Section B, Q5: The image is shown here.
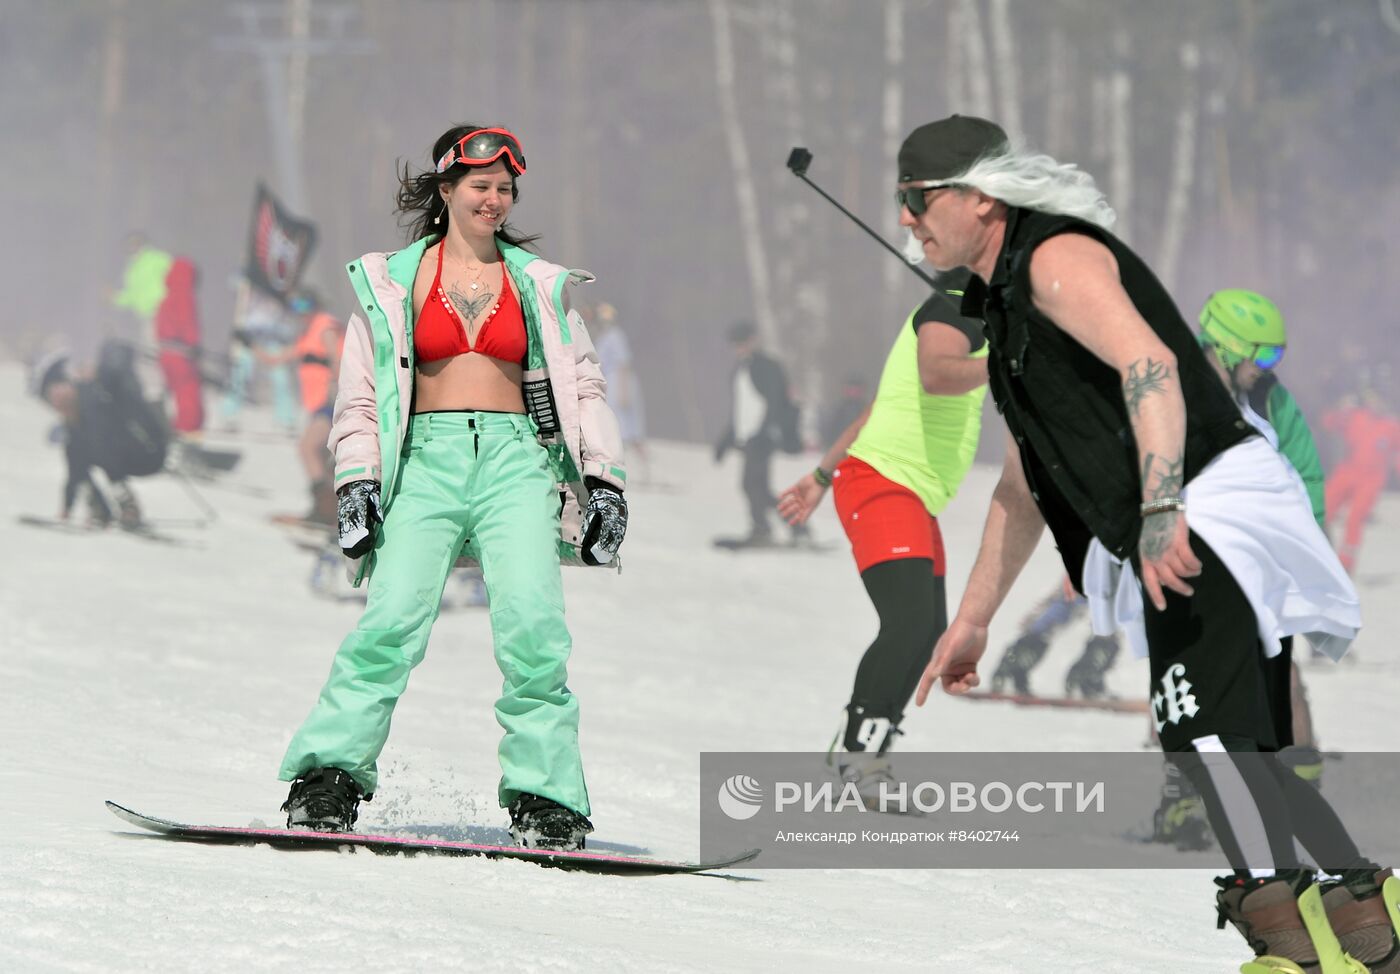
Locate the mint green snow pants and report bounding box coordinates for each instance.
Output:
[278,411,588,815]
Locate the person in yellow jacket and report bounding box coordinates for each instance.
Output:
[779,268,987,802]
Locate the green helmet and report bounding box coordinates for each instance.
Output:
[1198,289,1287,369]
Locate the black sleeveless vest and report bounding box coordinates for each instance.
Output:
[961,207,1254,578]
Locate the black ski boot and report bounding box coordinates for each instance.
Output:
[1064,634,1120,699]
[990,633,1048,695]
[508,793,594,851]
[282,767,364,832]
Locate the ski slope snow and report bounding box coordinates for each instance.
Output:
[2,361,1396,973]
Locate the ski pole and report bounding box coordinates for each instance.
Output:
[785,147,939,289]
[165,465,219,525]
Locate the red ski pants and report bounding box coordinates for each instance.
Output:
[1324,463,1386,568]
[158,350,204,434]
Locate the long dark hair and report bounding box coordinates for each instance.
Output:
[395,123,541,249]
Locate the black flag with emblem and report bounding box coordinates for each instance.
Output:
[244,183,317,305]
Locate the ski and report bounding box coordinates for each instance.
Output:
[17,514,194,548]
[106,802,760,876]
[175,444,243,473]
[959,690,1148,715]
[712,536,838,553]
[270,513,336,538]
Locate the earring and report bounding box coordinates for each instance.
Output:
[434,198,446,225]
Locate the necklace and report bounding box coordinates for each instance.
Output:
[444,246,497,291]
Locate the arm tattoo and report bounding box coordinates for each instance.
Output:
[1122,358,1171,418]
[1141,509,1180,562]
[1140,452,1185,500]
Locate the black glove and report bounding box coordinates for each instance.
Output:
[581,478,627,566]
[337,480,382,558]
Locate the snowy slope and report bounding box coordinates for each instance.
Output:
[2,360,1395,974]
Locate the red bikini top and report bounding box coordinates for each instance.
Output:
[414,244,527,365]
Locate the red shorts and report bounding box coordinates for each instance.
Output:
[832,457,945,574]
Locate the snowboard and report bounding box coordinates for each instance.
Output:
[959,690,1148,715]
[106,802,760,876]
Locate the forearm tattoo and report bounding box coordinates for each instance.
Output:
[1139,452,1184,562]
[1122,358,1171,418]
[1140,452,1185,501]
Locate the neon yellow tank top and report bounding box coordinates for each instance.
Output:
[847,303,988,516]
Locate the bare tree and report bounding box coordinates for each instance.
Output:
[1108,29,1133,242]
[760,0,805,344]
[1155,42,1201,292]
[882,0,905,322]
[560,1,586,264]
[95,0,129,339]
[1045,26,1071,157]
[286,0,311,164]
[945,2,967,111]
[709,0,778,347]
[957,0,994,119]
[988,0,1022,141]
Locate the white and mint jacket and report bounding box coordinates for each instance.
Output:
[330,235,626,584]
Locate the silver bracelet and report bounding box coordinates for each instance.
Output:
[1140,497,1186,517]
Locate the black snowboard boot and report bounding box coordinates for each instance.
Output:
[1064,634,1120,699]
[1150,760,1213,851]
[508,793,594,851]
[283,767,364,833]
[990,633,1049,695]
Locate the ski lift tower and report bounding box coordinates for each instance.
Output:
[215,1,373,214]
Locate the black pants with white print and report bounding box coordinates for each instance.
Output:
[1144,532,1370,875]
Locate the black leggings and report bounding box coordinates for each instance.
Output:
[848,558,947,727]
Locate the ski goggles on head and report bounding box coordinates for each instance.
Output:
[434,128,526,176]
[895,181,959,216]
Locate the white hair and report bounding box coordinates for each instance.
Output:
[953,142,1116,230]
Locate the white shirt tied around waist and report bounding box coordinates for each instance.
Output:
[1082,436,1361,663]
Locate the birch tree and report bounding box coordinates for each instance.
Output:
[882,0,905,322]
[945,2,967,111]
[987,0,1022,141]
[1108,29,1133,243]
[709,0,778,348]
[957,0,994,119]
[1155,42,1200,292]
[1045,26,1070,157]
[96,0,128,336]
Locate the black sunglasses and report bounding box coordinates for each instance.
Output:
[895,181,958,216]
